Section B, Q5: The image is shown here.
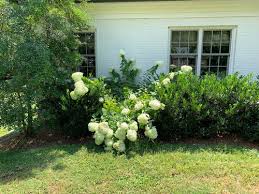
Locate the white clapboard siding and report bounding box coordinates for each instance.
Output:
[87,0,259,77]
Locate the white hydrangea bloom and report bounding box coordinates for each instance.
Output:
[98,122,110,135]
[134,101,144,111]
[106,128,114,138]
[137,113,150,125]
[70,91,78,101]
[88,122,99,132]
[115,128,127,140]
[129,93,137,101]
[120,122,129,131]
[162,78,171,86]
[126,130,137,142]
[129,121,138,131]
[181,65,193,73]
[74,81,89,96]
[99,97,104,103]
[119,49,126,57]
[113,140,126,152]
[71,72,83,82]
[121,108,130,115]
[105,138,114,147]
[149,99,162,110]
[94,132,105,145]
[169,72,175,80]
[144,126,158,140]
[161,103,165,110]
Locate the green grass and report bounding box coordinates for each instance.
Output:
[0,142,258,193]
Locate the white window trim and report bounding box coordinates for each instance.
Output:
[168,26,237,76]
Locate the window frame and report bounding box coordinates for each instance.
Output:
[76,29,97,77]
[168,26,237,76]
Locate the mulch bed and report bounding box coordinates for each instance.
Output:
[0,130,91,151]
[0,130,258,151]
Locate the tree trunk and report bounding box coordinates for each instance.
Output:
[26,98,33,136]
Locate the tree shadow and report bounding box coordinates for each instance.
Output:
[125,140,259,159]
[0,142,105,184]
[0,140,257,184]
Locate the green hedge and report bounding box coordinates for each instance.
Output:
[153,73,259,141]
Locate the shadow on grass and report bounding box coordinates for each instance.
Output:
[0,140,257,184]
[125,140,258,159]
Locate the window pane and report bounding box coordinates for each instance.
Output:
[189,31,198,42]
[221,43,230,53]
[218,67,227,77]
[171,43,180,53]
[86,33,95,44]
[201,67,209,75]
[171,56,178,67]
[213,31,221,42]
[189,43,197,53]
[203,43,211,53]
[212,43,220,53]
[87,57,95,67]
[201,56,210,67]
[172,31,180,42]
[203,31,212,42]
[180,42,189,53]
[180,31,189,42]
[188,57,196,67]
[211,56,219,66]
[79,44,86,54]
[179,58,188,66]
[210,67,218,74]
[222,31,231,42]
[78,33,86,43]
[87,43,95,55]
[219,56,228,67]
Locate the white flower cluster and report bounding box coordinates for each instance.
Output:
[181,65,193,73]
[70,72,89,100]
[149,99,165,111]
[88,94,164,153]
[158,65,192,88]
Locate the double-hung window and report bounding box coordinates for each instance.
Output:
[170,27,234,77]
[78,32,96,77]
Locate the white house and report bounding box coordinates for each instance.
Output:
[78,0,259,78]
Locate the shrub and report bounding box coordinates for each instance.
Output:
[53,73,107,137]
[105,50,140,99]
[153,69,259,141]
[68,72,165,152]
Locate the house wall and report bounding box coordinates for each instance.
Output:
[88,0,259,77]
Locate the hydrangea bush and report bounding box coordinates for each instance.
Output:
[58,72,107,136]
[70,72,165,152]
[88,92,165,152]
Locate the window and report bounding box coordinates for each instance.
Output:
[170,28,233,76]
[170,31,198,72]
[201,30,231,77]
[78,32,96,76]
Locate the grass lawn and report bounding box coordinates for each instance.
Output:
[0,142,258,194]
